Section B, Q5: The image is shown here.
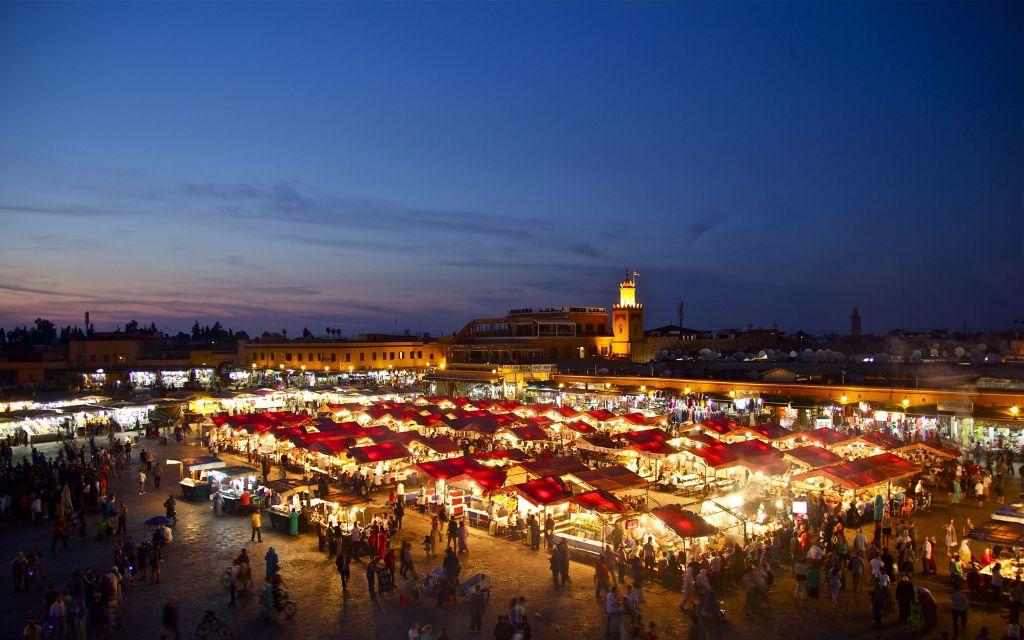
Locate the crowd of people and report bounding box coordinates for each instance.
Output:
[2,435,185,639]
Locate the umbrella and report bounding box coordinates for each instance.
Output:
[144,516,172,527]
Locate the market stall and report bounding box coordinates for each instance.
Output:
[212,465,262,513]
[173,456,228,501]
[552,489,630,560]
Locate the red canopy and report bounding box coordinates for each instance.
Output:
[509,425,550,441]
[467,466,507,491]
[551,406,580,419]
[517,456,589,478]
[791,452,922,489]
[650,504,717,539]
[698,417,744,436]
[347,441,411,464]
[510,476,571,506]
[572,489,628,514]
[725,440,789,476]
[411,434,460,454]
[563,420,597,434]
[474,449,526,462]
[587,409,615,422]
[785,445,844,469]
[749,423,794,441]
[622,429,670,445]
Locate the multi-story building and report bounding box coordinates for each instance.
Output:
[237,336,445,372]
[446,274,645,364]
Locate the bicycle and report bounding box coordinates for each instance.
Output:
[195,609,232,639]
[271,591,297,620]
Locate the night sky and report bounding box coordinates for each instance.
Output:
[1,2,1020,336]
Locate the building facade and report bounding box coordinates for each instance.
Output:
[446,273,645,364]
[237,337,445,372]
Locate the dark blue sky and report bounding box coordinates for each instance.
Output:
[1,2,1020,336]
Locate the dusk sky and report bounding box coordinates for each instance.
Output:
[1,2,1020,337]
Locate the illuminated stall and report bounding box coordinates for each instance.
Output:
[552,490,631,560]
[173,456,228,501]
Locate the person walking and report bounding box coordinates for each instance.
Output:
[336,549,350,591]
[51,516,69,551]
[116,501,128,536]
[468,588,486,635]
[138,469,147,495]
[457,520,469,554]
[159,598,179,640]
[400,541,414,579]
[366,558,377,598]
[595,556,611,600]
[150,544,162,584]
[951,585,969,637]
[153,463,163,489]
[250,510,262,542]
[394,500,404,531]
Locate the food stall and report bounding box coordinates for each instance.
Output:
[643,504,718,560]
[552,489,630,560]
[213,465,262,513]
[789,452,922,510]
[173,456,228,501]
[967,519,1024,580]
[305,491,371,532]
[265,479,313,533]
[500,476,574,541]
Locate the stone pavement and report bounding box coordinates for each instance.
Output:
[1,437,1019,639]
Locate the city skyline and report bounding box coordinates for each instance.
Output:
[1,2,1021,335]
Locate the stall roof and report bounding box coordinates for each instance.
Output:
[347,441,412,464]
[210,465,260,479]
[790,453,922,490]
[680,432,724,448]
[748,423,794,441]
[575,433,621,453]
[262,478,307,495]
[550,406,580,419]
[586,409,616,422]
[649,504,717,539]
[510,476,572,506]
[781,427,850,447]
[307,438,353,455]
[622,429,670,445]
[994,502,1024,525]
[848,432,902,450]
[572,489,629,514]
[473,449,526,462]
[563,420,597,434]
[893,441,961,459]
[967,520,1024,548]
[175,456,226,471]
[410,434,460,454]
[467,466,507,491]
[695,416,745,436]
[517,456,590,479]
[508,425,550,441]
[412,457,478,481]
[725,440,789,476]
[684,441,740,469]
[447,417,502,436]
[628,440,680,458]
[567,465,648,493]
[784,445,844,470]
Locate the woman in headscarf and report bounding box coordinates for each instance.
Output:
[264,547,279,581]
[915,586,938,632]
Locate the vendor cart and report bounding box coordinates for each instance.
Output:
[458,573,491,599]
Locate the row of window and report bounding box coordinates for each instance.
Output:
[249,350,434,364]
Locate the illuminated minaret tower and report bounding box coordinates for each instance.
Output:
[611,270,644,358]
